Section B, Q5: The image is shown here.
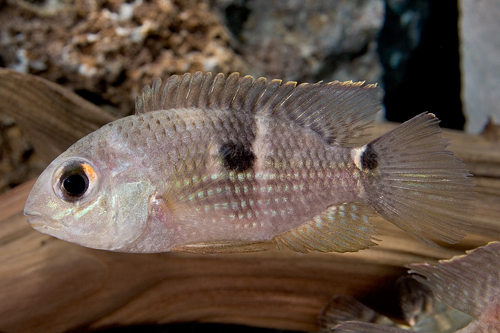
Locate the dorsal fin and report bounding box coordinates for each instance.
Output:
[135,72,381,146]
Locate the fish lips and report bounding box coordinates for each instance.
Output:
[24,212,61,232]
[24,193,63,232]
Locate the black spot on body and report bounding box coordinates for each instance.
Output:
[361,144,378,170]
[220,142,255,172]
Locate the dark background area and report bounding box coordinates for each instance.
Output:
[380,0,464,130]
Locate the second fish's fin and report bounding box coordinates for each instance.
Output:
[273,202,378,253]
[318,295,398,331]
[397,276,472,331]
[356,112,475,247]
[409,241,500,332]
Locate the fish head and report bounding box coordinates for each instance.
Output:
[24,135,152,251]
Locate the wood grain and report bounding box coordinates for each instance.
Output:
[0,71,499,333]
[0,68,115,162]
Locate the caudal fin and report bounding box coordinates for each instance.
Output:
[359,112,474,246]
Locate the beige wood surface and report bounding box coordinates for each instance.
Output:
[0,70,499,333]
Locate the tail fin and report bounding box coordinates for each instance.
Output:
[359,112,475,246]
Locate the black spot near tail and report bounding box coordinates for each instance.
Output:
[361,144,378,170]
[219,142,255,172]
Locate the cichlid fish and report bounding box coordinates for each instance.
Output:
[320,241,500,332]
[23,72,474,253]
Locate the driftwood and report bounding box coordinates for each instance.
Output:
[0,69,115,162]
[0,70,499,333]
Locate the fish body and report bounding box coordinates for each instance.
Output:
[24,72,474,253]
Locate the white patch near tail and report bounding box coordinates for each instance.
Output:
[350,145,366,171]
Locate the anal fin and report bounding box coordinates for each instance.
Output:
[273,203,378,253]
[172,240,270,254]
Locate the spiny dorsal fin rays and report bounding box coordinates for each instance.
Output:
[157,74,178,109]
[207,73,226,108]
[135,72,381,146]
[266,80,379,146]
[242,76,267,111]
[182,71,200,107]
[217,72,241,108]
[228,74,255,110]
[174,73,193,107]
[137,77,163,113]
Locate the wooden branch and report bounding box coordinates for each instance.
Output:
[0,68,115,161]
[0,71,499,332]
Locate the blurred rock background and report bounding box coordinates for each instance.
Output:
[0,0,496,188]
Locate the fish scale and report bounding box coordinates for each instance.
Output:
[24,72,474,254]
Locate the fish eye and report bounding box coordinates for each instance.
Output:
[53,159,98,203]
[61,172,89,198]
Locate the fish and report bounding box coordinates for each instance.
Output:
[319,241,500,332]
[23,71,475,253]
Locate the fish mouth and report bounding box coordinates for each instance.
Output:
[24,212,60,231]
[25,214,46,227]
[24,209,41,220]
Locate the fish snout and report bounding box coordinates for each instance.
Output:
[24,209,60,231]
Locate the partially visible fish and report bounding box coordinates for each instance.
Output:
[396,276,472,332]
[23,72,474,253]
[319,241,500,333]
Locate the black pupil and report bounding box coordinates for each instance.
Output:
[63,173,88,196]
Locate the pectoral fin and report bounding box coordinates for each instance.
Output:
[273,203,378,253]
